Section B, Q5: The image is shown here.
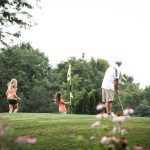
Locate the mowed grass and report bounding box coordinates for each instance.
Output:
[0,113,150,150]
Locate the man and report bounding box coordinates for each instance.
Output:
[101,60,122,116]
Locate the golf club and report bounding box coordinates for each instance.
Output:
[117,95,124,114]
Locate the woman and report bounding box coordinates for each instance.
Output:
[6,79,21,113]
[54,92,71,114]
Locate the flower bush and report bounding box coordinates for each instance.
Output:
[0,120,36,150]
[90,103,148,150]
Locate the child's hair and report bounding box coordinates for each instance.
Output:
[55,92,62,103]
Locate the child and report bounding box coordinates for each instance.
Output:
[6,79,21,113]
[54,92,71,114]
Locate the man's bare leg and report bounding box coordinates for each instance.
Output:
[105,102,112,114]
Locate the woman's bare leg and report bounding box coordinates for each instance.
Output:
[14,103,19,113]
[9,105,13,113]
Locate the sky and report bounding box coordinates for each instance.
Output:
[10,0,150,88]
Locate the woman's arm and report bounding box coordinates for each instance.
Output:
[14,88,21,100]
[15,94,21,100]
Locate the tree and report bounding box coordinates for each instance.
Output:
[50,57,109,114]
[0,0,40,46]
[134,104,150,117]
[0,43,52,112]
[119,74,142,109]
[89,92,97,115]
[142,86,150,106]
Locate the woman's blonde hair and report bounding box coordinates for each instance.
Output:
[8,79,17,89]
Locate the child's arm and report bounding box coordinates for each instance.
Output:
[63,101,71,105]
[54,99,58,105]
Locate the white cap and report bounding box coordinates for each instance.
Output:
[115,59,122,63]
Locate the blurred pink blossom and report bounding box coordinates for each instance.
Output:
[112,116,128,122]
[16,135,37,144]
[123,108,134,115]
[101,136,109,143]
[16,136,27,143]
[26,136,37,144]
[96,113,109,119]
[96,103,105,110]
[110,136,120,143]
[112,126,126,135]
[134,144,144,150]
[0,130,5,136]
[101,136,119,143]
[91,121,100,128]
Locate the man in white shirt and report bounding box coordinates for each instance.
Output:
[101,60,122,116]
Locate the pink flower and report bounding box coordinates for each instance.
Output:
[16,136,27,143]
[110,136,120,143]
[113,126,121,132]
[96,113,109,119]
[101,136,119,143]
[134,144,144,150]
[26,136,37,144]
[96,103,104,110]
[123,108,134,115]
[91,121,100,128]
[101,136,109,143]
[0,130,5,136]
[112,126,126,135]
[112,116,127,122]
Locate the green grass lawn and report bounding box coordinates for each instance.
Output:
[0,113,150,150]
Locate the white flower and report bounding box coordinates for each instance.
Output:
[90,136,95,140]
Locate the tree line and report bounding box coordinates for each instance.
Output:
[0,43,150,116]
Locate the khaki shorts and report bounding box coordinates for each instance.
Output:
[102,88,114,103]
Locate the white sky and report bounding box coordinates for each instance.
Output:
[9,0,150,88]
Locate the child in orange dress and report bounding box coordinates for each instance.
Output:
[54,92,71,114]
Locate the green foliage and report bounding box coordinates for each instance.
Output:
[117,74,143,111]
[0,0,40,45]
[134,104,150,117]
[89,92,97,115]
[81,91,90,114]
[0,43,52,112]
[52,57,108,114]
[0,114,150,149]
[0,120,33,150]
[0,43,150,116]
